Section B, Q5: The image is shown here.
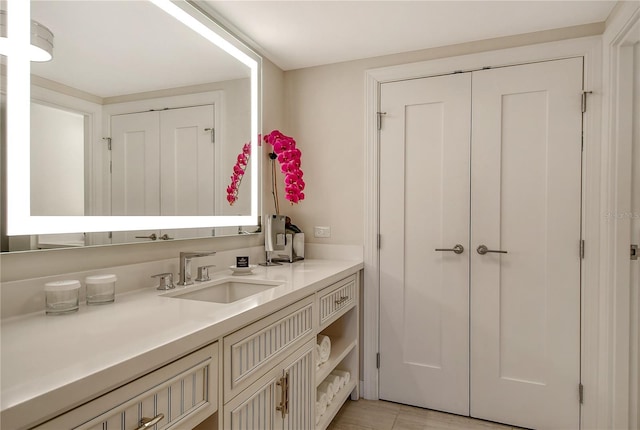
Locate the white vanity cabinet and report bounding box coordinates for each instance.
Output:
[315,274,360,430]
[33,342,218,430]
[222,296,315,429]
[223,339,315,430]
[221,272,362,430]
[2,263,364,430]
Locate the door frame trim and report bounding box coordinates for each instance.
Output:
[363,36,602,427]
[601,4,640,429]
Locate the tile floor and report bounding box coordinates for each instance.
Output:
[327,399,525,430]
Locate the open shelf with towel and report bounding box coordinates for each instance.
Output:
[316,307,358,386]
[315,283,359,430]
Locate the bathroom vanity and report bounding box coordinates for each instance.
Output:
[0,259,362,430]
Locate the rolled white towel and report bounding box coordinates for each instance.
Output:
[315,344,322,368]
[331,369,351,386]
[316,392,328,421]
[318,380,335,402]
[317,335,331,364]
[330,376,344,391]
[326,373,342,393]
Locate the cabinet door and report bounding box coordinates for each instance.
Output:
[223,340,315,430]
[283,342,314,430]
[224,374,281,430]
[34,343,218,430]
[224,296,314,400]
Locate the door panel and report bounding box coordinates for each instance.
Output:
[110,111,160,243]
[111,111,160,217]
[160,105,215,240]
[470,58,583,429]
[379,58,583,429]
[283,343,314,430]
[379,73,471,415]
[110,105,215,243]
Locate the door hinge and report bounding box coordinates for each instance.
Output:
[108,232,112,239]
[377,112,387,131]
[579,383,584,404]
[109,161,112,174]
[580,240,585,259]
[377,234,381,249]
[376,352,380,369]
[581,91,593,113]
[631,244,638,261]
[102,137,112,150]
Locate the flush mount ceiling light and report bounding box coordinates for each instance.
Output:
[0,9,54,62]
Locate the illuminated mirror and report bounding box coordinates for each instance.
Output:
[2,0,261,249]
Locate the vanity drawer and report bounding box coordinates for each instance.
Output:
[35,342,218,430]
[224,295,314,400]
[318,274,357,328]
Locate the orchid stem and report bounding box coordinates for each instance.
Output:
[270,155,280,215]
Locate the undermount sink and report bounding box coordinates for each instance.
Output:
[164,278,283,304]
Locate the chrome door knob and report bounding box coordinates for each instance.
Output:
[435,244,464,254]
[477,245,508,255]
[135,233,157,240]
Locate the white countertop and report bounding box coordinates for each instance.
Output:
[1,259,363,429]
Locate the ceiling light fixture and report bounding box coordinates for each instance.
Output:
[0,9,54,62]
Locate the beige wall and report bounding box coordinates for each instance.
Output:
[279,22,603,246]
[262,59,285,216]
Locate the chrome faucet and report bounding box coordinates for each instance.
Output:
[178,251,216,286]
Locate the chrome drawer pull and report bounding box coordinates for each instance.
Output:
[334,296,349,305]
[136,413,164,430]
[275,372,289,418]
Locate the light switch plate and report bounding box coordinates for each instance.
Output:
[314,226,331,238]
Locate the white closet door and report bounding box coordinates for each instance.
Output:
[379,73,471,415]
[160,105,215,240]
[110,111,160,243]
[470,58,583,429]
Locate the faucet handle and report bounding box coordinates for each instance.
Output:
[196,265,216,282]
[152,272,175,290]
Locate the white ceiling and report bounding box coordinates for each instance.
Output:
[22,1,618,96]
[204,0,617,71]
[29,1,250,98]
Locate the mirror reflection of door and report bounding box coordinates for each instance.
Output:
[110,104,215,244]
[31,101,88,249]
[31,102,86,216]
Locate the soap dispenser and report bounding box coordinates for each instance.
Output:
[261,214,286,266]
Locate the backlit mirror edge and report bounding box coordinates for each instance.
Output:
[6,0,262,236]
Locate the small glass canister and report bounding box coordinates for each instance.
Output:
[85,274,117,305]
[45,280,80,315]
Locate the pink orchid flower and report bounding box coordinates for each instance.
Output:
[226,138,254,206]
[264,130,306,204]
